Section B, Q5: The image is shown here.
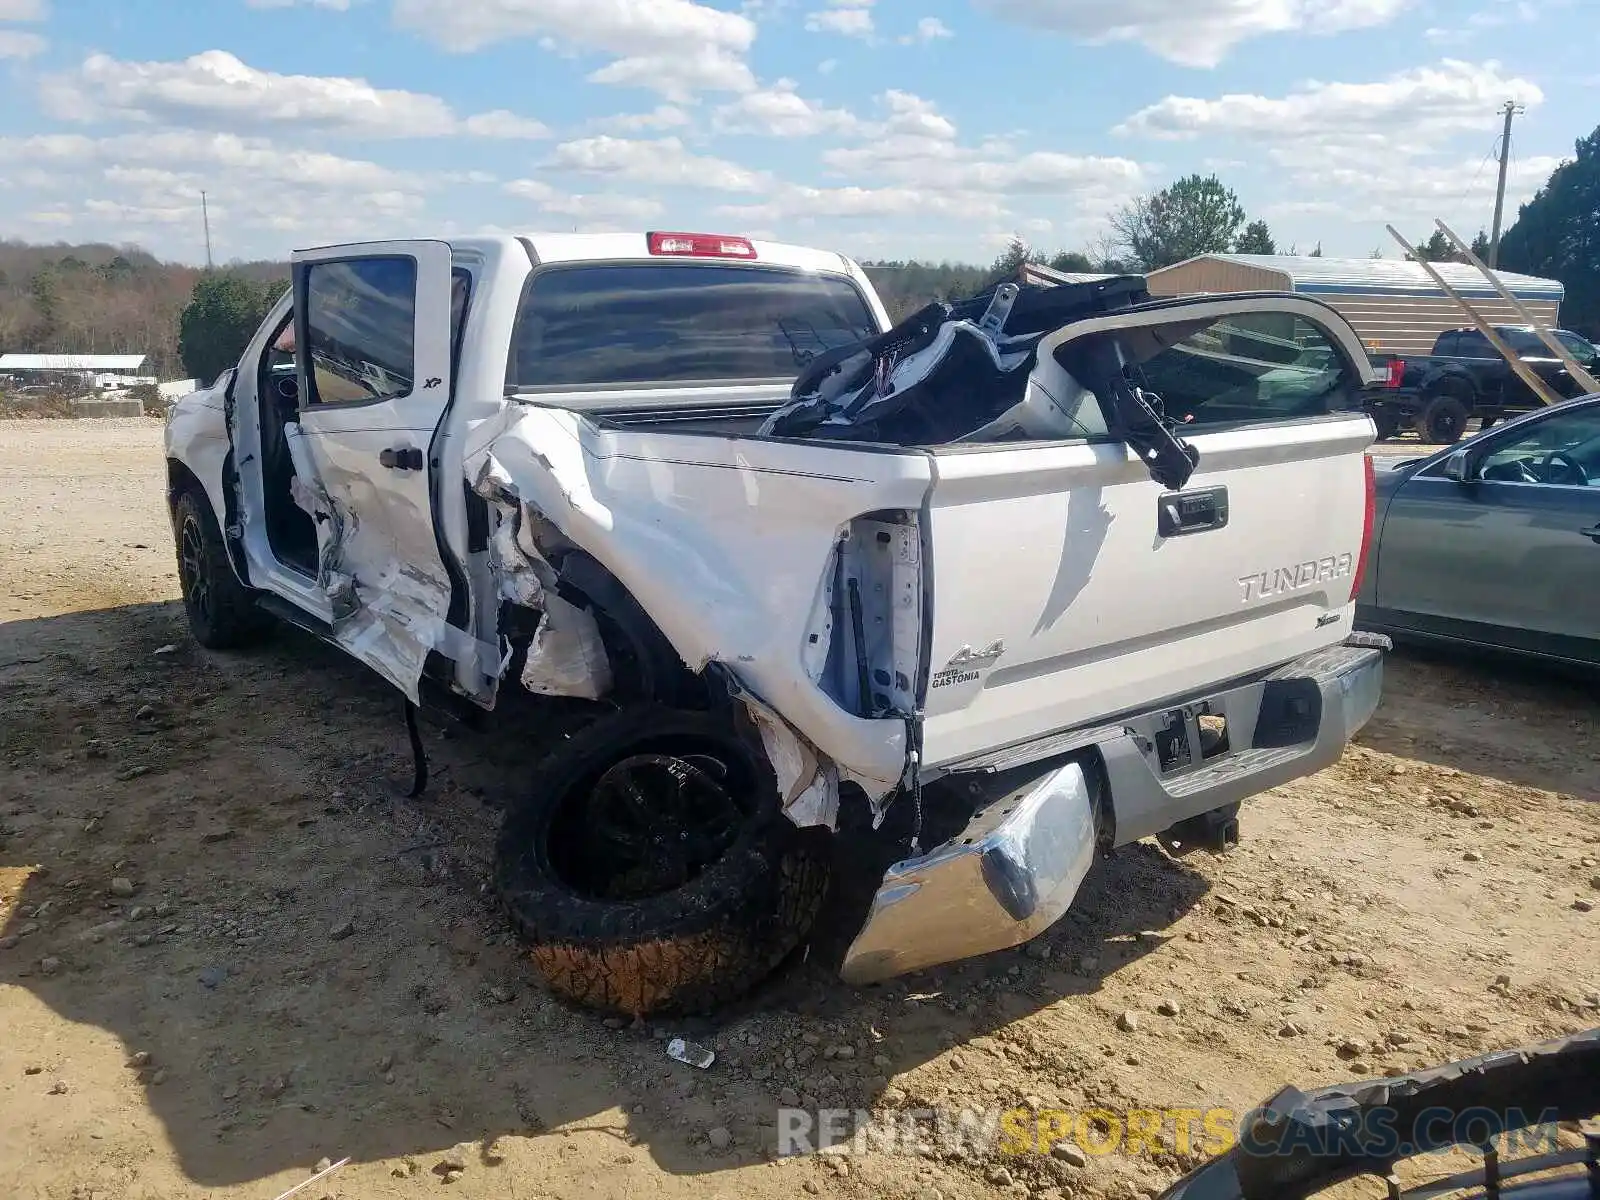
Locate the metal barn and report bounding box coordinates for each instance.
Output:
[1141,254,1565,356]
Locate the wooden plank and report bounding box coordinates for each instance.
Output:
[1385,225,1563,407]
[1434,219,1600,394]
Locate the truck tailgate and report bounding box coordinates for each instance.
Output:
[919,415,1375,769]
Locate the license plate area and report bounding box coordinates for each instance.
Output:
[1152,702,1231,776]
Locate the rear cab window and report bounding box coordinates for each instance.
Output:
[506,263,879,392]
[1084,310,1361,435]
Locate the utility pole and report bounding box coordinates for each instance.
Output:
[1488,100,1524,268]
[201,191,214,270]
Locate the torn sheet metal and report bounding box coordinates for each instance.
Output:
[520,593,613,701]
[284,423,358,615]
[459,405,918,795]
[473,458,614,701]
[486,506,549,609]
[282,423,452,703]
[739,689,841,831]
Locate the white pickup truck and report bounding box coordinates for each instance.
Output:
[165,231,1385,1016]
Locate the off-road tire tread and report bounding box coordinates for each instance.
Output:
[495,706,831,1016]
[1420,387,1471,444]
[173,489,272,649]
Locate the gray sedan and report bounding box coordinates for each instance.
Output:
[1356,393,1600,667]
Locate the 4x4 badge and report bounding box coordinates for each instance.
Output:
[944,640,1006,669]
[930,640,1007,689]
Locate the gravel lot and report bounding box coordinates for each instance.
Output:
[1,417,1596,1200]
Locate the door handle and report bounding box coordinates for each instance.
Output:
[379,446,425,471]
[1580,524,1600,545]
[1157,486,1229,537]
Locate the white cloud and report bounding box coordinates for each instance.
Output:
[1110,58,1555,250]
[547,135,767,192]
[975,0,1413,68]
[878,89,958,140]
[244,0,355,9]
[901,15,953,41]
[713,79,861,136]
[393,0,756,97]
[825,140,1143,198]
[505,179,665,226]
[38,51,550,141]
[717,183,1007,224]
[0,130,432,253]
[1115,60,1543,149]
[595,105,692,132]
[806,0,875,37]
[817,57,838,73]
[462,109,550,139]
[0,0,47,19]
[0,29,46,57]
[586,48,755,100]
[1263,154,1563,224]
[0,130,416,192]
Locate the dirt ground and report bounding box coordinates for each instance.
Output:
[1,417,1596,1200]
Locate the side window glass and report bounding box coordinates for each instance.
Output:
[450,268,471,374]
[1121,309,1356,430]
[1478,409,1600,485]
[1557,332,1596,366]
[302,257,417,406]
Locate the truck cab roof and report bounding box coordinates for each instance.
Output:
[436,232,861,276]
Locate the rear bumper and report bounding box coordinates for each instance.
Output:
[839,640,1385,984]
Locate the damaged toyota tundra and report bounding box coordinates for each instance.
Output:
[164,232,1388,1016]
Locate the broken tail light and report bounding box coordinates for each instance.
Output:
[1349,453,1376,603]
[647,232,757,260]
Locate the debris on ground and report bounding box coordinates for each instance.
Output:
[666,1038,715,1069]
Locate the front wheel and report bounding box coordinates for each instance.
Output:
[495,706,831,1016]
[172,489,272,649]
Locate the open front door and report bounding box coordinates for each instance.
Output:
[287,239,456,701]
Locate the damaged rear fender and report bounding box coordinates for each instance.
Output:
[461,405,933,798]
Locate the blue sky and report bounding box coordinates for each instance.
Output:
[0,0,1594,265]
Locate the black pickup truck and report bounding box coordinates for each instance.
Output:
[1365,324,1598,442]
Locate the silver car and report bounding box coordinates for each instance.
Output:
[1356,393,1600,667]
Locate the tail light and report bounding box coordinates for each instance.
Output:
[1383,358,1404,389]
[1349,453,1377,603]
[647,232,757,259]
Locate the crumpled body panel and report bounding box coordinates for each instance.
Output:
[284,422,452,702]
[462,404,933,802]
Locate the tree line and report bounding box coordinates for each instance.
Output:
[2,129,1596,391]
[0,239,286,382]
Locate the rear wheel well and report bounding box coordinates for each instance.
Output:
[509,550,703,708]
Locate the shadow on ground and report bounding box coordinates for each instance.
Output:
[0,600,1212,1187]
[1354,645,1600,800]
